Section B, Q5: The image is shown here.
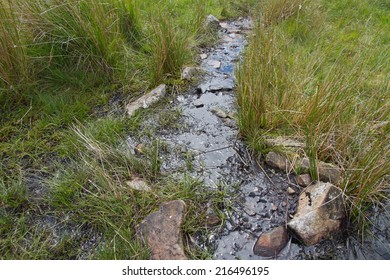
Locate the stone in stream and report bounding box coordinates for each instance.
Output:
[137,200,188,260]
[253,226,288,257]
[200,53,208,60]
[208,60,222,69]
[287,187,296,195]
[193,99,204,108]
[211,108,227,118]
[287,182,345,246]
[126,84,166,117]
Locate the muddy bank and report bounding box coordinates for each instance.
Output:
[125,17,389,260]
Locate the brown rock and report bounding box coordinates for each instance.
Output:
[287,187,296,195]
[287,182,345,246]
[206,212,220,227]
[265,152,291,172]
[137,200,188,260]
[134,143,144,155]
[253,226,288,257]
[297,158,341,184]
[295,174,312,187]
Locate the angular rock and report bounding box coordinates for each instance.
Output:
[193,99,204,108]
[297,158,341,184]
[181,66,200,80]
[137,200,188,260]
[253,226,288,257]
[265,152,291,172]
[211,108,227,118]
[295,174,312,187]
[287,182,345,246]
[126,84,166,117]
[204,14,220,30]
[206,212,221,227]
[200,53,208,60]
[198,77,234,93]
[126,177,151,192]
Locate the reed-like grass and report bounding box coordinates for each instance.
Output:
[0,0,29,91]
[237,0,390,228]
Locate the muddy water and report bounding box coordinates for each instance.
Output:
[128,18,390,259]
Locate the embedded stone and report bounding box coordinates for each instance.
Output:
[126,84,166,116]
[253,226,288,257]
[137,200,188,260]
[287,182,345,246]
[295,174,312,187]
[265,152,291,172]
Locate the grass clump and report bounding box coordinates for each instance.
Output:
[237,0,389,229]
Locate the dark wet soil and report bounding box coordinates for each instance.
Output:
[125,18,390,260]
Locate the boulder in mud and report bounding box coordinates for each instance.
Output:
[253,226,288,257]
[137,200,188,260]
[287,182,345,246]
[265,152,291,172]
[126,84,166,117]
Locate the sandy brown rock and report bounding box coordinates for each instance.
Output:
[253,226,288,257]
[126,84,166,117]
[295,174,312,187]
[287,182,345,246]
[137,200,188,260]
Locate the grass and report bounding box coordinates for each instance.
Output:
[237,0,389,230]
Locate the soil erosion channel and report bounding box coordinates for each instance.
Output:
[126,18,389,260]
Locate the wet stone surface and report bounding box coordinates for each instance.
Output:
[125,18,390,260]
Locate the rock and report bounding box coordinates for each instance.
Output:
[198,77,234,93]
[126,177,151,192]
[253,226,288,257]
[297,158,341,184]
[317,161,342,185]
[181,67,200,80]
[265,152,291,172]
[126,84,166,117]
[204,14,220,30]
[211,108,227,118]
[287,187,296,195]
[137,200,188,260]
[295,174,312,187]
[219,22,229,29]
[206,212,220,227]
[200,53,208,60]
[193,99,204,108]
[134,143,144,155]
[287,182,345,246]
[208,60,221,69]
[223,118,236,128]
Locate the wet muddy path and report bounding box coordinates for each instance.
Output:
[127,18,389,260]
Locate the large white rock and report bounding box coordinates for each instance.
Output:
[288,182,345,246]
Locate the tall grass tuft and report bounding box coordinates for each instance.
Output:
[26,0,134,79]
[0,0,29,91]
[148,13,191,85]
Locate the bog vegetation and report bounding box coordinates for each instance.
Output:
[0,0,388,259]
[237,0,389,230]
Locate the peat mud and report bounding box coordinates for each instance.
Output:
[125,18,389,260]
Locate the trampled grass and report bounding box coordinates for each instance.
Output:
[237,0,389,229]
